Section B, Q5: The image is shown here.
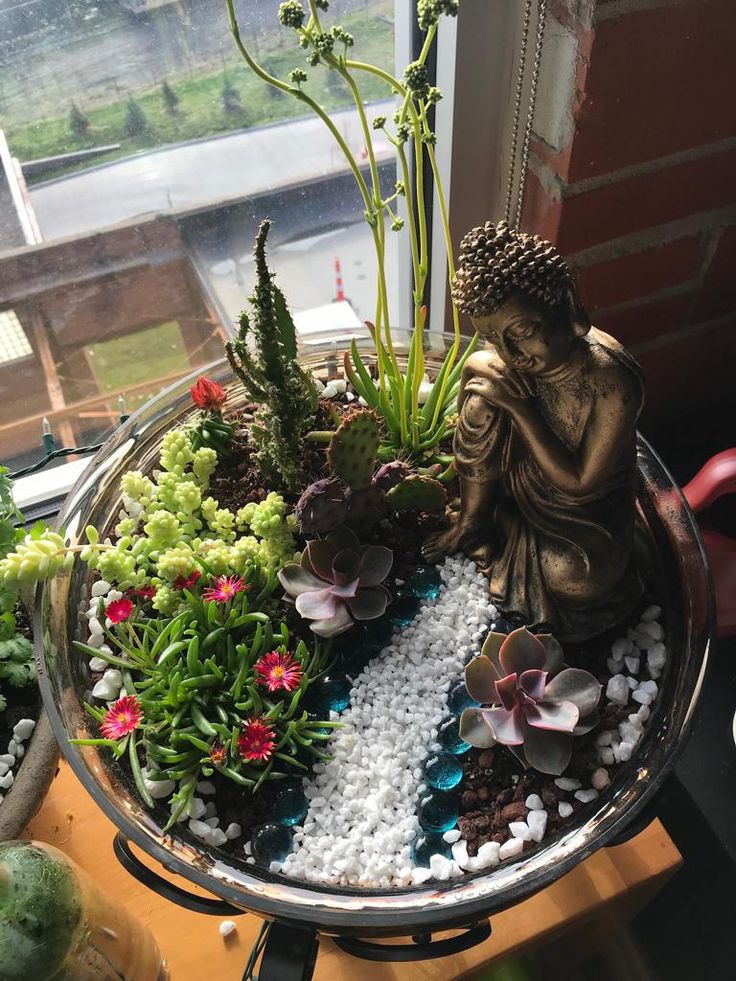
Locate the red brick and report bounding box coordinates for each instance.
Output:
[638,317,736,429]
[572,235,702,311]
[520,167,562,242]
[555,148,736,253]
[692,225,736,321]
[568,0,735,181]
[594,290,696,348]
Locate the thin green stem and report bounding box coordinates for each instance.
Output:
[225,0,373,213]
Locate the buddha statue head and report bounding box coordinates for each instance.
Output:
[452,221,591,378]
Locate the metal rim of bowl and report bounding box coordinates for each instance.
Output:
[33,354,714,935]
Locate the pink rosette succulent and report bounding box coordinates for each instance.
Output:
[278,526,392,638]
[459,627,602,775]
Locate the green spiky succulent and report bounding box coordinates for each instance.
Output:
[225,220,318,492]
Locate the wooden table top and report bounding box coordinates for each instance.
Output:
[24,762,681,981]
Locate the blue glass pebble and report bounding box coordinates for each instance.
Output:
[418,791,459,834]
[447,681,479,715]
[389,591,420,628]
[365,616,394,652]
[251,823,293,865]
[410,565,443,602]
[272,783,308,826]
[316,675,351,713]
[424,753,464,791]
[411,832,452,867]
[438,716,470,755]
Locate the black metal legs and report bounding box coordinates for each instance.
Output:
[258,923,319,981]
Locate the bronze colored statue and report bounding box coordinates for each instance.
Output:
[423,221,645,642]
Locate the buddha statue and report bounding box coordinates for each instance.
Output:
[423,221,645,642]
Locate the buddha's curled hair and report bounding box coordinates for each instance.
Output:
[452,220,572,318]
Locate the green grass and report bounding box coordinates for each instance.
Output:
[4,3,395,183]
[87,320,189,410]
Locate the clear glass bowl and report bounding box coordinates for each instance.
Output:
[34,342,713,936]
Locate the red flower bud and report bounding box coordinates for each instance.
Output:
[190,376,227,412]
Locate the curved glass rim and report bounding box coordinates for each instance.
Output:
[34,351,714,934]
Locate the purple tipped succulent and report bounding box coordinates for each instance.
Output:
[459,627,602,776]
[278,526,392,638]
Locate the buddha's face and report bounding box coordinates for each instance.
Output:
[471,291,575,377]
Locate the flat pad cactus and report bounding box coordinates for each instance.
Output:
[327,409,379,490]
[386,475,447,512]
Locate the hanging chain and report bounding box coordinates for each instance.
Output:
[513,0,548,230]
[503,0,533,225]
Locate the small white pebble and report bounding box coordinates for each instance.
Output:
[189,819,211,840]
[7,740,18,757]
[451,839,469,867]
[639,620,664,641]
[527,809,548,843]
[641,605,661,621]
[442,829,462,843]
[632,689,653,706]
[91,580,111,597]
[411,866,434,885]
[0,754,13,766]
[0,762,8,777]
[509,821,532,841]
[429,854,454,881]
[499,837,524,861]
[208,828,228,847]
[475,841,501,868]
[624,655,640,675]
[525,793,543,811]
[196,781,216,796]
[554,777,581,791]
[599,747,615,766]
[574,788,599,804]
[611,637,631,659]
[88,656,108,672]
[0,771,14,791]
[225,823,242,840]
[558,801,574,818]
[591,768,610,790]
[189,798,206,820]
[219,920,237,939]
[12,719,36,742]
[606,675,629,706]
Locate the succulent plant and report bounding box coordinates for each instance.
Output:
[327,409,379,490]
[225,220,318,491]
[294,477,349,535]
[385,474,447,512]
[372,460,411,491]
[278,526,392,638]
[296,409,446,536]
[459,627,602,775]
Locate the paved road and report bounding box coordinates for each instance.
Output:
[30,101,394,241]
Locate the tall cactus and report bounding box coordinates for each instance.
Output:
[226,220,318,491]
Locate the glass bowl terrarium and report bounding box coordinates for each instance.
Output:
[0,0,712,941]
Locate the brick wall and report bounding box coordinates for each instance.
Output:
[523,0,736,463]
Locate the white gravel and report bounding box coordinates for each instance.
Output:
[280,557,494,888]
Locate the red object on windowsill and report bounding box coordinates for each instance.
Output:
[683,449,736,639]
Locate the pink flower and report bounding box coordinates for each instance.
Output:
[191,376,227,412]
[100,695,143,740]
[173,569,202,591]
[238,718,276,763]
[130,585,156,600]
[203,575,249,604]
[209,744,228,766]
[106,597,134,624]
[254,651,303,693]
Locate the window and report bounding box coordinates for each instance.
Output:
[0,309,33,364]
[0,0,399,471]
